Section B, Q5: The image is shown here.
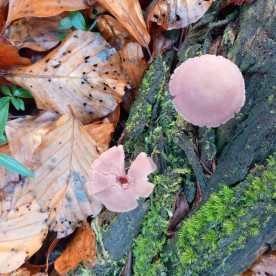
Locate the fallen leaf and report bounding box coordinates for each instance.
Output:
[28,113,102,238]
[96,0,150,47]
[0,145,19,189]
[5,111,58,169]
[0,36,31,70]
[241,250,276,275]
[0,181,49,274]
[6,30,128,124]
[146,0,213,30]
[0,2,7,35]
[98,15,136,50]
[150,26,174,58]
[84,118,114,153]
[54,221,97,275]
[119,42,147,111]
[7,15,70,51]
[166,191,190,235]
[5,0,89,27]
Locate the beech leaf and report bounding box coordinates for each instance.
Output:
[6,0,89,27]
[146,0,213,30]
[0,181,49,273]
[0,36,31,70]
[54,222,97,275]
[98,15,136,50]
[96,0,150,47]
[7,16,70,51]
[28,113,103,238]
[6,30,128,124]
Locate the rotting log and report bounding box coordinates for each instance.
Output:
[76,0,276,275]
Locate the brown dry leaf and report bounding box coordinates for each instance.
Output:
[120,42,147,111]
[6,30,128,124]
[0,181,49,274]
[0,145,19,189]
[7,15,69,51]
[5,0,88,27]
[0,2,7,35]
[98,15,136,50]
[151,26,174,58]
[241,250,276,276]
[84,118,114,153]
[0,36,31,70]
[96,0,150,48]
[5,111,59,169]
[28,113,103,238]
[146,0,213,30]
[54,221,96,275]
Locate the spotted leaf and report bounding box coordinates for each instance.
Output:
[6,30,128,124]
[146,0,213,30]
[0,181,49,273]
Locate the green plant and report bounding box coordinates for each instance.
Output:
[0,85,34,177]
[58,11,97,40]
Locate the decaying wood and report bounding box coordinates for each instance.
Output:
[80,0,276,274]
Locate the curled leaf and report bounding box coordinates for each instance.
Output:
[146,0,213,30]
[6,0,89,26]
[96,0,150,47]
[7,15,70,51]
[0,36,31,70]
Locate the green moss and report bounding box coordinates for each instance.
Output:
[176,154,276,275]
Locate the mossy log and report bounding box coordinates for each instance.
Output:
[84,0,276,275]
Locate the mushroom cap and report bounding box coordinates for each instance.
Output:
[169,55,246,127]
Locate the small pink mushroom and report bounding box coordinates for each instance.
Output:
[87,145,156,212]
[169,55,246,127]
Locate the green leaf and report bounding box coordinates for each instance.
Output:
[17,98,25,111]
[58,16,72,30]
[58,34,68,41]
[11,84,17,94]
[1,86,12,96]
[11,96,20,110]
[0,98,10,136]
[13,88,33,98]
[69,11,87,31]
[0,153,34,177]
[0,96,11,108]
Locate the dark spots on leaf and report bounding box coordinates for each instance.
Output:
[54,207,57,212]
[52,64,61,69]
[59,142,62,144]
[89,94,92,98]
[81,81,84,85]
[83,72,86,75]
[176,14,181,21]
[67,50,72,54]
[74,35,79,38]
[48,79,51,82]
[46,58,50,63]
[60,87,62,89]
[93,64,98,67]
[88,110,94,115]
[83,103,87,106]
[105,71,108,74]
[84,56,90,60]
[153,14,159,20]
[30,85,33,88]
[99,99,103,103]
[44,68,48,72]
